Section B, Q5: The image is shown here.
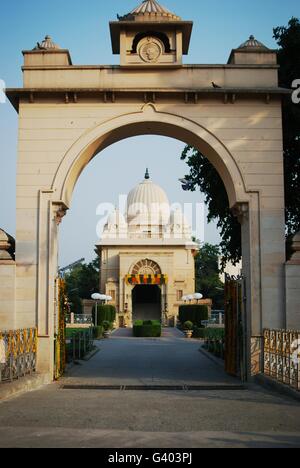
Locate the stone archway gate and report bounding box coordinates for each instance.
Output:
[1,6,293,379]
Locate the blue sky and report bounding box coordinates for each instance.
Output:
[0,0,299,266]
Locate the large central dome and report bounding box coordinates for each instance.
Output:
[101,169,193,242]
[126,169,170,226]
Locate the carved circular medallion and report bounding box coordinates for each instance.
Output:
[139,266,155,275]
[138,38,162,63]
[131,259,161,276]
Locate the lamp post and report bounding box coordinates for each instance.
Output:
[91,293,106,326]
[193,293,203,303]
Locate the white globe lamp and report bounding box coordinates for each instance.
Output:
[193,293,203,302]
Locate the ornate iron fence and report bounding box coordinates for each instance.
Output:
[210,310,225,325]
[264,330,300,391]
[0,328,37,383]
[264,329,300,391]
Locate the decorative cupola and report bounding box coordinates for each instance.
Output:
[102,209,128,240]
[23,35,72,67]
[0,230,15,261]
[110,0,193,67]
[228,35,277,65]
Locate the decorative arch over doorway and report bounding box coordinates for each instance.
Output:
[131,259,162,276]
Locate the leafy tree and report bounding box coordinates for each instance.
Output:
[273,18,300,247]
[181,18,300,262]
[194,242,225,309]
[64,257,99,314]
[181,147,241,267]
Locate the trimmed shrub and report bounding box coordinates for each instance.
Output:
[134,320,143,326]
[93,326,103,339]
[199,328,225,359]
[192,327,206,339]
[66,328,94,361]
[92,305,116,326]
[183,321,193,330]
[133,320,162,338]
[179,305,209,328]
[204,328,225,341]
[192,327,225,340]
[102,321,111,332]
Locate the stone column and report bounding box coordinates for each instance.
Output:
[233,198,263,377]
[36,196,67,376]
[0,230,16,330]
[285,232,300,329]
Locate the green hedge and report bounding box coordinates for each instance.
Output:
[66,328,94,361]
[66,328,92,338]
[93,326,103,339]
[193,327,225,340]
[178,305,209,328]
[133,320,162,338]
[194,327,225,359]
[92,305,116,326]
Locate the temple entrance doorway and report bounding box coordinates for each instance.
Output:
[132,285,162,322]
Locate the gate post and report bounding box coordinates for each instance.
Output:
[36,194,68,377]
[285,232,300,329]
[225,275,248,381]
[233,198,262,377]
[0,230,16,331]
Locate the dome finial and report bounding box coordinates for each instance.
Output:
[145,168,150,180]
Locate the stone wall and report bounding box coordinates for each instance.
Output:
[0,230,16,330]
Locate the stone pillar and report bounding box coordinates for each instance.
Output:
[285,232,300,330]
[36,197,67,377]
[0,230,16,331]
[233,198,263,377]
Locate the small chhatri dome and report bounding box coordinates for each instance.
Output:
[238,35,269,51]
[107,208,127,227]
[118,0,181,22]
[34,35,60,51]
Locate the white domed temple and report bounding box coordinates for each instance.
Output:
[96,170,198,327]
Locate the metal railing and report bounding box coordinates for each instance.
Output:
[210,310,225,325]
[66,328,94,363]
[0,328,37,384]
[65,314,93,325]
[264,329,300,392]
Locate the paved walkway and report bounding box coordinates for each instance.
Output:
[0,328,300,448]
[62,327,237,387]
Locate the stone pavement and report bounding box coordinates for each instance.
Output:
[0,328,299,448]
[61,327,237,387]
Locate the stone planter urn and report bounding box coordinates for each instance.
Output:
[103,331,111,339]
[184,330,193,339]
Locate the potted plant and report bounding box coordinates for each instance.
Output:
[103,321,111,338]
[183,321,194,338]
